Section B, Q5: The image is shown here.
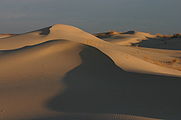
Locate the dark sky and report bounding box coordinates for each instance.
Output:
[0,0,180,34]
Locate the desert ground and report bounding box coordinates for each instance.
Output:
[0,24,181,120]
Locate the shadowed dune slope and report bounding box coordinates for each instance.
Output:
[0,41,161,120]
[47,47,181,120]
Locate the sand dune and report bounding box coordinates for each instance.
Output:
[1,24,180,76]
[1,24,181,120]
[0,34,15,38]
[95,31,156,45]
[96,31,181,50]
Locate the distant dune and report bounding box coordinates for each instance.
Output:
[0,34,16,38]
[0,24,181,120]
[96,31,181,49]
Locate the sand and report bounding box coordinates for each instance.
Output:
[0,24,181,120]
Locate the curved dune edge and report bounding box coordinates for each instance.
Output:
[1,24,181,77]
[0,41,163,120]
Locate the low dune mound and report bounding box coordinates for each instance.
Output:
[156,33,181,38]
[96,30,156,45]
[96,31,181,50]
[0,34,16,38]
[95,31,120,38]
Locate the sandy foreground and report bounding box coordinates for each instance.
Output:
[0,24,181,120]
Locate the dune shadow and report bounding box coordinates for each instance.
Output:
[47,46,181,120]
[133,37,181,50]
